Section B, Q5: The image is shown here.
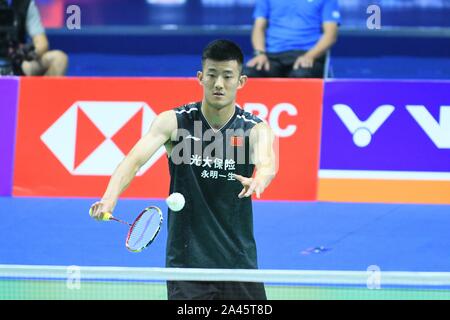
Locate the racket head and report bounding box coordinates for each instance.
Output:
[125,206,163,253]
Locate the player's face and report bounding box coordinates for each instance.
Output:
[198,59,247,110]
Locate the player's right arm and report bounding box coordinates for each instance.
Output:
[90,110,177,220]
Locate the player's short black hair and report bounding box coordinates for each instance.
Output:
[202,39,244,71]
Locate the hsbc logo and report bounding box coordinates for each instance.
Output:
[41,101,166,176]
[243,102,298,138]
[334,104,450,149]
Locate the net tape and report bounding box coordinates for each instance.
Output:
[1,265,450,287]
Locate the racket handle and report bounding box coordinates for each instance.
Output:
[89,207,112,221]
[101,212,112,221]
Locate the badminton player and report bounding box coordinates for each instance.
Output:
[90,39,277,300]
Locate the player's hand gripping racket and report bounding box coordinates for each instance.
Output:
[90,206,163,253]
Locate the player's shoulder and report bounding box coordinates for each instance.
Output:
[173,102,201,115]
[236,105,264,126]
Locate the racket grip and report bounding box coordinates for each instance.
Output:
[101,212,112,221]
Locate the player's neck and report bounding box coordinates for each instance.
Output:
[201,101,235,130]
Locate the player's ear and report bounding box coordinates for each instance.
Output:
[238,74,248,89]
[197,71,203,84]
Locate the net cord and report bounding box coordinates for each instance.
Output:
[1,265,450,287]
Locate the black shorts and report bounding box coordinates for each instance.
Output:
[167,281,267,300]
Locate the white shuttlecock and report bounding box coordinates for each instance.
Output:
[166,192,185,212]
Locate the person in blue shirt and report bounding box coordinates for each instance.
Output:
[244,0,340,78]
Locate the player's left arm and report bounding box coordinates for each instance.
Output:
[234,122,277,198]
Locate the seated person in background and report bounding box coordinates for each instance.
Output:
[1,0,68,76]
[244,0,340,78]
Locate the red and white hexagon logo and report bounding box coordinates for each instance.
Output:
[41,101,165,176]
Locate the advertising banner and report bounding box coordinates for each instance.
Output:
[320,80,450,204]
[13,77,323,201]
[0,77,19,196]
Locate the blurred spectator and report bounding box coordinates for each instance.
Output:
[1,0,68,76]
[244,0,340,78]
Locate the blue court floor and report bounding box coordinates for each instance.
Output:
[1,197,449,272]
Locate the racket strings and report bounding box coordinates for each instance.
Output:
[127,208,161,251]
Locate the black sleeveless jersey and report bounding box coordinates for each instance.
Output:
[166,101,263,269]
